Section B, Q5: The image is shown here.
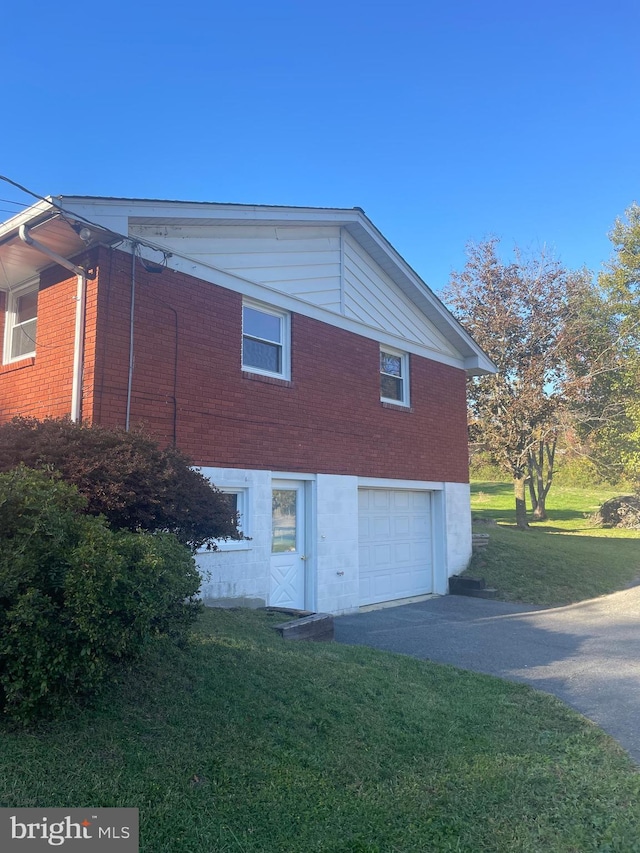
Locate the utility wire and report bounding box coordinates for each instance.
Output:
[0,174,355,329]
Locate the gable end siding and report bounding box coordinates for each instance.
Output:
[129,223,343,312]
[92,249,469,482]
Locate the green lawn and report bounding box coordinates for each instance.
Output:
[2,608,640,852]
[469,481,640,605]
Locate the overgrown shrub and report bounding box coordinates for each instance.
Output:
[0,467,202,722]
[0,417,239,550]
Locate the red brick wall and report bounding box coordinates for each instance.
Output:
[93,249,470,483]
[0,269,81,422]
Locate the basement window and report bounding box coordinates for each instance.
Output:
[4,281,38,363]
[212,488,250,552]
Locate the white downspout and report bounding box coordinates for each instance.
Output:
[19,224,91,422]
[70,272,86,422]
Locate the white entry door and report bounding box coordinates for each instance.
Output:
[270,481,307,609]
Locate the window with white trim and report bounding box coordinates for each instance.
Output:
[380,347,410,406]
[242,301,290,379]
[4,281,38,363]
[213,488,250,551]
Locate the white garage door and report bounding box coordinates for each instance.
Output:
[358,489,433,606]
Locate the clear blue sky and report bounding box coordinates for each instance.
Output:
[2,0,639,291]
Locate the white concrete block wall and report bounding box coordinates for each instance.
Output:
[194,468,472,614]
[196,468,272,607]
[315,475,360,614]
[443,482,473,577]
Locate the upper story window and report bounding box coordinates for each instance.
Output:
[242,300,290,379]
[380,347,410,406]
[4,281,38,363]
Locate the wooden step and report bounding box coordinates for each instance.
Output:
[272,612,334,642]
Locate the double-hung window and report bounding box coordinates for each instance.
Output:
[380,347,410,406]
[4,281,38,363]
[242,300,290,379]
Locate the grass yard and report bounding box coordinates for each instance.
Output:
[2,607,640,853]
[470,481,640,605]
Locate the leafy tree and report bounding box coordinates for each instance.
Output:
[0,417,239,550]
[444,240,597,528]
[591,202,640,484]
[600,202,640,312]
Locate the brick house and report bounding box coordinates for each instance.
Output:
[0,196,494,614]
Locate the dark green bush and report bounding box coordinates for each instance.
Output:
[0,466,202,722]
[0,417,239,550]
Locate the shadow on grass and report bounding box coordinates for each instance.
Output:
[473,508,593,525]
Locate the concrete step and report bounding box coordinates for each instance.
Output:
[449,575,498,599]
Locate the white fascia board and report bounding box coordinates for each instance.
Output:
[51,198,130,239]
[464,354,498,376]
[57,196,363,229]
[343,217,497,375]
[0,198,57,242]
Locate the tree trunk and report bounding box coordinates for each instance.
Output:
[531,456,548,519]
[527,436,557,521]
[514,475,529,529]
[532,494,547,520]
[528,476,539,515]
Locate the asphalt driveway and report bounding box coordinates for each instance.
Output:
[335,587,640,764]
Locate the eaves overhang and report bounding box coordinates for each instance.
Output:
[0,198,116,290]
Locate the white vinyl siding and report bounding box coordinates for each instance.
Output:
[128,220,473,372]
[342,232,459,357]
[130,224,343,312]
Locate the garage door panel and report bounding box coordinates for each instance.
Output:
[411,514,429,535]
[395,542,412,564]
[372,575,392,597]
[359,488,432,606]
[374,543,392,564]
[392,491,410,509]
[373,517,392,538]
[372,490,390,510]
[393,516,411,536]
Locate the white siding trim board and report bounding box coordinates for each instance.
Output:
[343,231,459,355]
[118,243,472,372]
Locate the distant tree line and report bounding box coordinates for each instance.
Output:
[443,203,640,528]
